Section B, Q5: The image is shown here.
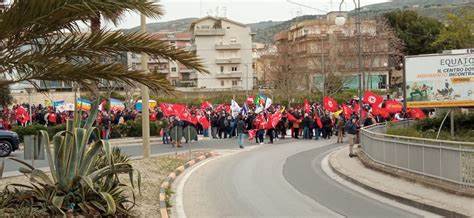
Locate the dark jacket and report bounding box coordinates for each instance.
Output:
[236,120,246,134]
[302,116,311,128]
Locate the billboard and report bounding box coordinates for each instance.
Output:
[405,53,474,108]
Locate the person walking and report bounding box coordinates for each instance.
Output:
[236,115,246,149]
[336,117,345,143]
[161,117,170,144]
[345,118,359,158]
[302,113,311,140]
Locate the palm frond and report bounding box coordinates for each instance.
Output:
[0,0,163,40]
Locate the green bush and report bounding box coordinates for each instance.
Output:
[46,124,66,138]
[12,124,47,142]
[111,120,159,138]
[1,108,140,216]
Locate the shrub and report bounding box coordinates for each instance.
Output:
[12,124,47,142]
[46,124,66,138]
[1,106,140,216]
[111,121,159,138]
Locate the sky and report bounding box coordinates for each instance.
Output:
[107,0,390,30]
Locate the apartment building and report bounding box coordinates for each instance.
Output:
[273,12,396,91]
[190,16,254,91]
[128,32,196,88]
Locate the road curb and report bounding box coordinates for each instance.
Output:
[158,151,217,218]
[327,147,469,218]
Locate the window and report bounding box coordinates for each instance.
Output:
[131,53,136,58]
[220,66,224,73]
[200,25,210,29]
[230,38,237,44]
[232,80,238,86]
[221,81,225,86]
[171,67,177,72]
[231,66,238,72]
[252,63,256,69]
[227,26,230,29]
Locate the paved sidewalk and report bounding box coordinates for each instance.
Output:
[328,146,474,217]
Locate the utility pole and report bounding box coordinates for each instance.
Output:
[141,12,150,159]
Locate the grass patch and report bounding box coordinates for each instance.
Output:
[386,127,474,143]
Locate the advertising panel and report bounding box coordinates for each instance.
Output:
[405,53,474,108]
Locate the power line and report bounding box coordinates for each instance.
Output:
[286,0,327,13]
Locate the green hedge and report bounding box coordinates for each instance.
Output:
[12,124,48,142]
[12,121,161,142]
[108,121,159,139]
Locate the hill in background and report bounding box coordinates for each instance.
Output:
[124,0,473,43]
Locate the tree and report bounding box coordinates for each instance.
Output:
[0,0,208,93]
[0,86,12,108]
[432,7,474,50]
[384,10,444,55]
[260,43,306,106]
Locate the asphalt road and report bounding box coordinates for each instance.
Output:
[179,138,424,217]
[2,138,256,174]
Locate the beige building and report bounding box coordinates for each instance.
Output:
[190,16,254,91]
[128,32,197,88]
[274,12,398,91]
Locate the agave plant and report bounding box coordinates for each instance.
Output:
[0,104,140,216]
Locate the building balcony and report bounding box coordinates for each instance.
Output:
[215,72,242,79]
[194,29,226,36]
[180,68,193,73]
[215,43,241,50]
[215,57,241,64]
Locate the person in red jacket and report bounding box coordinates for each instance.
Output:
[47,109,57,127]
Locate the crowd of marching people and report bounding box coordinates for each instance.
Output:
[2,92,427,158]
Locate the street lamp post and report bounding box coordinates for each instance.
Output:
[25,87,34,125]
[245,63,249,97]
[140,11,150,159]
[336,0,363,124]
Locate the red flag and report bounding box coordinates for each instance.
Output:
[287,112,296,121]
[248,129,256,140]
[371,106,380,116]
[268,111,282,129]
[201,101,212,110]
[385,100,403,113]
[379,108,390,118]
[178,109,193,123]
[314,114,322,128]
[15,107,29,124]
[342,104,352,120]
[173,104,187,115]
[214,103,226,113]
[304,99,310,114]
[150,111,157,121]
[408,108,426,120]
[197,114,210,129]
[160,103,175,117]
[225,105,231,113]
[363,91,383,106]
[246,95,255,105]
[323,96,338,112]
[190,115,199,125]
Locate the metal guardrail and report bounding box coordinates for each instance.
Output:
[360,120,474,188]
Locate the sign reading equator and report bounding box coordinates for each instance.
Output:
[405,52,474,108]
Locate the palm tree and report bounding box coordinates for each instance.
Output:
[0,0,207,94]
